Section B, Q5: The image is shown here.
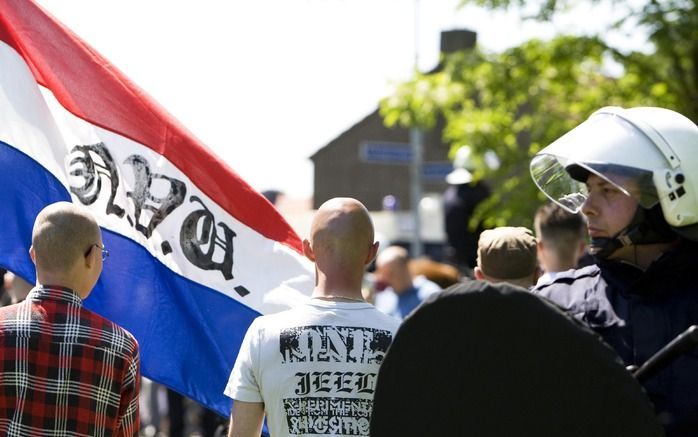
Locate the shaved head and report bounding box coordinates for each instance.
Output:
[309,198,375,268]
[32,202,101,273]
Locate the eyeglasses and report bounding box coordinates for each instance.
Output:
[85,244,109,261]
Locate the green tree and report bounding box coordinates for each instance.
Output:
[380,0,697,228]
[467,0,697,120]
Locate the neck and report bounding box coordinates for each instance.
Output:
[480,272,535,289]
[35,272,87,299]
[313,270,365,301]
[542,259,575,274]
[312,294,365,303]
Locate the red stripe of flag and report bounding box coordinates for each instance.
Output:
[0,0,302,252]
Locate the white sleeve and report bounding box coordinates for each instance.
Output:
[224,318,264,402]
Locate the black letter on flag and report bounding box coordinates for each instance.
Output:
[124,155,187,238]
[179,196,236,280]
[68,142,125,218]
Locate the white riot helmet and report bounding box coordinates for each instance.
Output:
[446,146,500,185]
[530,106,698,256]
[446,146,477,185]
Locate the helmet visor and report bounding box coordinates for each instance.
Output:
[531,154,659,213]
[530,154,588,213]
[530,108,667,213]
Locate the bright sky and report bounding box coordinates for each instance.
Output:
[35,0,637,199]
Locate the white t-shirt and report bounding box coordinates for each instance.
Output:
[225,300,401,437]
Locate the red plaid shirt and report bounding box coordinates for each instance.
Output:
[0,285,140,436]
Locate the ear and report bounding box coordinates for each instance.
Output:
[302,239,315,262]
[536,240,547,264]
[365,241,379,266]
[29,246,36,265]
[536,240,545,252]
[84,245,97,269]
[474,266,485,280]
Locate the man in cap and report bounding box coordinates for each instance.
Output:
[529,106,698,435]
[474,226,539,288]
[0,201,140,436]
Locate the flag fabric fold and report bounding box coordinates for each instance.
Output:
[0,0,313,416]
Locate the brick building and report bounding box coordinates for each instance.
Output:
[310,30,477,211]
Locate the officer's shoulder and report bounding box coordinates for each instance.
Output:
[533,264,601,295]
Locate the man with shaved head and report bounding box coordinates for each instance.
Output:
[0,202,140,436]
[225,197,400,437]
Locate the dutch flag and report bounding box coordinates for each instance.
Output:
[0,0,314,416]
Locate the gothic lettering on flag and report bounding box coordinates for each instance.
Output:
[0,0,314,416]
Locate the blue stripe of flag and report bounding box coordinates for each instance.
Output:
[0,140,259,416]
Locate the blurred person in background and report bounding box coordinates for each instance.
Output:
[533,202,588,286]
[408,257,461,289]
[2,270,33,304]
[373,245,441,320]
[443,146,491,274]
[0,268,11,306]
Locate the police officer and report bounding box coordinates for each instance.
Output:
[530,106,698,436]
[443,146,491,272]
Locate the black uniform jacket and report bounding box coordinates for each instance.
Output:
[534,241,698,436]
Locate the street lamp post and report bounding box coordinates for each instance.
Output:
[409,0,424,258]
[410,126,424,257]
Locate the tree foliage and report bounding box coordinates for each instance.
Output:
[380,0,697,228]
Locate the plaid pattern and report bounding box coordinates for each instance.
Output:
[0,285,140,436]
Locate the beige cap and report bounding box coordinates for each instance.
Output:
[477,227,537,279]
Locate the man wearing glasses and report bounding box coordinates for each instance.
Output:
[0,201,140,436]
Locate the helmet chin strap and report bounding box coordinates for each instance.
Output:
[588,204,677,259]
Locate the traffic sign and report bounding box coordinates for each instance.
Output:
[422,162,453,182]
[359,141,412,164]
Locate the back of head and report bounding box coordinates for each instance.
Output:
[32,202,100,274]
[309,197,375,269]
[534,202,587,269]
[476,226,538,287]
[370,281,663,437]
